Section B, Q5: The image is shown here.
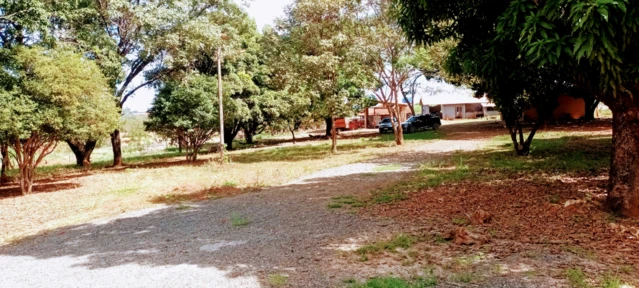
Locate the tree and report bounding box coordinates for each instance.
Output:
[276,0,371,153]
[497,0,639,216]
[63,0,226,166]
[394,0,565,156]
[365,0,417,145]
[145,75,220,161]
[274,91,312,143]
[395,0,639,217]
[0,47,119,194]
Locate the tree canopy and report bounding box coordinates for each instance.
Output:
[394,0,639,217]
[0,46,119,193]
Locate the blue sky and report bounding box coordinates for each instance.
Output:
[123,0,293,113]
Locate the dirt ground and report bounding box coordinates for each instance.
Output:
[1,119,636,287]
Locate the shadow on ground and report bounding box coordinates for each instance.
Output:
[0,155,440,287]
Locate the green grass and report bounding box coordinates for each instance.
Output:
[328,195,366,209]
[450,272,477,284]
[373,164,404,172]
[452,217,469,226]
[5,149,185,179]
[222,180,238,187]
[380,130,444,142]
[488,133,610,173]
[348,276,437,288]
[231,139,391,164]
[564,268,590,288]
[356,234,416,260]
[327,203,343,209]
[370,132,611,205]
[371,158,470,204]
[601,274,624,288]
[230,213,250,227]
[267,274,288,287]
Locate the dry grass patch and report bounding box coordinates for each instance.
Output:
[0,134,441,244]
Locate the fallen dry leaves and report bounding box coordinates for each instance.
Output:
[367,173,639,280]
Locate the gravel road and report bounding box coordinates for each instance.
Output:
[0,137,526,288]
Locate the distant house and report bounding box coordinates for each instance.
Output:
[419,94,498,120]
[360,102,412,128]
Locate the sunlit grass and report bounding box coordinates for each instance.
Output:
[371,130,611,204]
[0,133,441,244]
[355,234,416,261]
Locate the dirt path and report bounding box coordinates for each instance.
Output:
[0,126,507,288]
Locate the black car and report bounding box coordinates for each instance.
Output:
[378,117,397,134]
[401,114,442,133]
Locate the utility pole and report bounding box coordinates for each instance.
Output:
[217,46,225,162]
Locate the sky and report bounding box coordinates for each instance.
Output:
[123,0,293,113]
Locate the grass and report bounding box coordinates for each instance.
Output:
[328,195,366,209]
[267,274,288,287]
[370,131,611,205]
[373,164,403,172]
[355,234,416,261]
[454,253,485,267]
[452,217,469,226]
[222,180,238,188]
[2,133,436,244]
[380,130,444,142]
[601,274,625,288]
[348,276,437,288]
[327,203,343,209]
[230,213,250,227]
[564,268,590,288]
[450,272,477,284]
[563,246,596,260]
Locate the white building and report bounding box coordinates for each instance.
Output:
[420,94,499,120]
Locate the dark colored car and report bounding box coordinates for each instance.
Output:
[401,114,442,133]
[378,117,397,134]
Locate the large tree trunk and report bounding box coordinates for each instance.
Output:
[325,117,333,137]
[331,117,337,153]
[67,139,97,168]
[1,143,8,185]
[607,105,639,217]
[111,129,123,167]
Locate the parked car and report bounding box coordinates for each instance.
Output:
[378,117,397,134]
[401,114,442,133]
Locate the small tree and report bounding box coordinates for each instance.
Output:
[277,0,370,153]
[365,0,417,145]
[145,75,220,161]
[0,47,119,194]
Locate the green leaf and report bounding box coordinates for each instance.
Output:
[573,37,586,54]
[597,7,609,21]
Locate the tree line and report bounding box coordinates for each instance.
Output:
[0,0,438,194]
